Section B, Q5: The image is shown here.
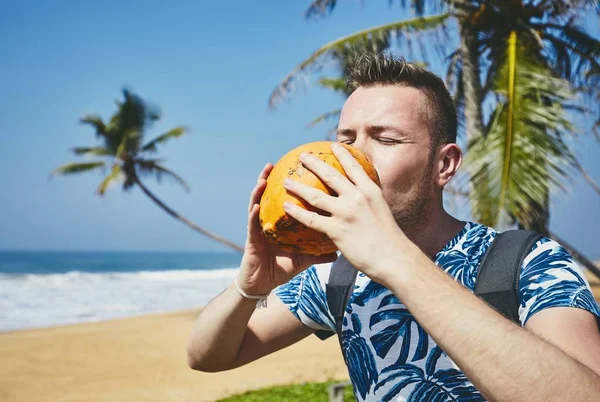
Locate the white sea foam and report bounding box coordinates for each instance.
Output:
[0,268,240,332]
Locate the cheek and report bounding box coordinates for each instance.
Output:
[373,154,423,196]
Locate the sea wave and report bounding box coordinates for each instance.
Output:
[0,267,241,332]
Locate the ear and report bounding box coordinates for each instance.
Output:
[434,143,462,188]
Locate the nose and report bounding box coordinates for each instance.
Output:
[351,135,372,161]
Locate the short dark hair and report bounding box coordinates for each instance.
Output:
[346,52,457,150]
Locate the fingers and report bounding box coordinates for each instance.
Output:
[246,203,263,243]
[283,201,328,234]
[258,162,273,183]
[248,163,273,213]
[282,178,335,214]
[330,143,378,190]
[248,179,267,213]
[297,153,354,195]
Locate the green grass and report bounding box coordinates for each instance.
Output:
[215,380,355,402]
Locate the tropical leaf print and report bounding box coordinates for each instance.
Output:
[369,307,429,363]
[374,365,423,393]
[274,271,302,306]
[438,249,476,289]
[519,239,600,324]
[275,222,599,401]
[352,280,389,307]
[343,312,379,399]
[460,225,494,254]
[377,347,484,402]
[274,266,335,331]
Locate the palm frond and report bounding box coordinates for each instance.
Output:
[268,13,450,108]
[115,129,139,160]
[305,0,441,19]
[104,88,160,154]
[499,31,518,217]
[96,164,123,196]
[465,32,577,228]
[136,159,190,192]
[141,126,188,153]
[307,108,342,128]
[538,24,600,84]
[445,49,462,96]
[71,147,113,157]
[51,161,106,176]
[305,0,337,19]
[317,77,349,94]
[79,115,107,138]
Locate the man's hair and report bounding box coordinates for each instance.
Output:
[346,52,457,150]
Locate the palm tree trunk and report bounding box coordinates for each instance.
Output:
[459,21,484,141]
[133,176,244,253]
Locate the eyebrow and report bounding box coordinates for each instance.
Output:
[336,125,411,138]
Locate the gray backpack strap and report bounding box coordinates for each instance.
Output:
[325,255,358,355]
[474,229,543,324]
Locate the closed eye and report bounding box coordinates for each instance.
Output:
[377,137,403,145]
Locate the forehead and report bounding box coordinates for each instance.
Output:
[339,85,430,135]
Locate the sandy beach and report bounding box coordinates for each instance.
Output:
[0,309,348,402]
[2,271,598,402]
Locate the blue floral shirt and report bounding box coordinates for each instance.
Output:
[275,222,600,401]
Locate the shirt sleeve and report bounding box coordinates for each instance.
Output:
[274,263,336,340]
[518,237,600,326]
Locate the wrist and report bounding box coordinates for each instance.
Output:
[374,241,426,289]
[233,275,272,309]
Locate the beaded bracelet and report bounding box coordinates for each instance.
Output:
[234,276,271,309]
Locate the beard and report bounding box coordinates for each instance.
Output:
[386,161,434,234]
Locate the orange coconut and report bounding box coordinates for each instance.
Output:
[259,141,380,256]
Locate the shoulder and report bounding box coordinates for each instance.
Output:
[435,221,497,289]
[520,236,590,287]
[443,221,497,258]
[519,236,600,325]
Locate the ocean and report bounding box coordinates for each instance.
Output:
[0,251,243,332]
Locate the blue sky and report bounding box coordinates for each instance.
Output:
[0,1,598,259]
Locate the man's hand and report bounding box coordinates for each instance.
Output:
[237,163,337,295]
[281,142,409,282]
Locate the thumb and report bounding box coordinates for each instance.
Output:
[247,204,263,243]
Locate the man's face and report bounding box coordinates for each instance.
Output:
[336,85,437,229]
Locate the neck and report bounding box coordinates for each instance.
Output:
[403,205,465,260]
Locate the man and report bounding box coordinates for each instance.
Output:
[187,53,600,401]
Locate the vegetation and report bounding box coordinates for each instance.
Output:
[215,380,355,402]
[269,0,600,275]
[51,88,243,252]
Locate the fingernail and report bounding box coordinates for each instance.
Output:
[283,179,292,187]
[331,143,342,151]
[283,202,292,210]
[299,153,309,162]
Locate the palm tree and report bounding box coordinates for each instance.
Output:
[51,88,244,252]
[307,38,390,137]
[268,0,600,276]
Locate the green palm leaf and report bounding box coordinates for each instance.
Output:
[305,0,337,19]
[136,159,190,192]
[141,127,188,153]
[307,108,342,128]
[317,77,348,94]
[96,164,123,196]
[465,32,577,228]
[537,23,600,83]
[304,0,435,19]
[79,115,107,138]
[71,147,113,157]
[51,161,106,176]
[268,13,450,108]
